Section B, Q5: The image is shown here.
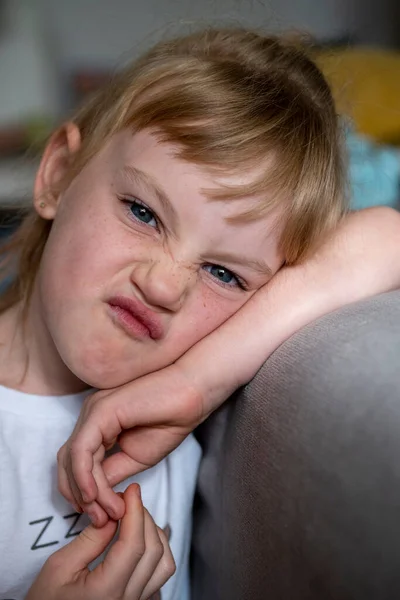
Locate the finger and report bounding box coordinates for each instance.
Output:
[68,444,106,511]
[66,453,112,528]
[66,461,109,531]
[69,437,102,504]
[103,452,150,488]
[103,423,185,488]
[91,459,126,521]
[97,483,146,593]
[67,443,122,525]
[103,425,187,488]
[49,519,118,573]
[67,454,89,508]
[70,407,122,503]
[81,499,110,529]
[126,511,172,600]
[139,526,176,600]
[57,448,82,513]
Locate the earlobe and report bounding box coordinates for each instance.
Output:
[34,122,82,220]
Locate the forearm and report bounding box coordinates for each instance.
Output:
[176,207,400,416]
[176,265,324,414]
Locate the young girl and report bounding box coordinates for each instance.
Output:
[1,27,400,600]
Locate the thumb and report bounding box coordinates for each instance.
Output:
[103,428,184,487]
[54,519,118,573]
[103,452,149,487]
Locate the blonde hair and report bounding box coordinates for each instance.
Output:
[0,27,347,313]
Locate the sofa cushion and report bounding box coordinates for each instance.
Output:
[192,291,400,600]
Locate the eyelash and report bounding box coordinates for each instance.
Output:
[119,196,248,291]
[121,196,160,230]
[203,265,248,291]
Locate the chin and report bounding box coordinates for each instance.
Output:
[74,368,135,391]
[84,375,128,390]
[61,345,138,391]
[72,361,136,390]
[59,336,179,391]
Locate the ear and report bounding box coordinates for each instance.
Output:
[34,122,81,220]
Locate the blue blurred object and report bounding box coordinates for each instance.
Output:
[347,130,400,210]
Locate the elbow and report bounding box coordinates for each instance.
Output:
[359,205,400,224]
[352,205,400,241]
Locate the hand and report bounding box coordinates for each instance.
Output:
[58,207,400,526]
[58,364,203,526]
[25,483,175,600]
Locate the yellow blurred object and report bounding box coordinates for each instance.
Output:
[25,116,53,150]
[316,48,400,144]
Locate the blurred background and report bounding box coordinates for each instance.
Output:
[1,0,400,209]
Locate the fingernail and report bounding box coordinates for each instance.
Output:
[134,484,141,499]
[108,507,119,520]
[88,511,98,527]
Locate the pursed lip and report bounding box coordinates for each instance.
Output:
[108,295,164,340]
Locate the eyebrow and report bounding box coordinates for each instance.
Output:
[120,165,272,278]
[211,251,272,278]
[120,165,178,225]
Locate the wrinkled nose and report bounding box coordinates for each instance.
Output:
[130,256,195,312]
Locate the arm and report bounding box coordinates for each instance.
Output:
[180,206,400,406]
[58,207,400,524]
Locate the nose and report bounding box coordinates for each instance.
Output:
[130,254,195,312]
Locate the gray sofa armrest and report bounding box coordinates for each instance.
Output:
[191,291,400,600]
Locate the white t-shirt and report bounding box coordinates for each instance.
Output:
[0,384,201,600]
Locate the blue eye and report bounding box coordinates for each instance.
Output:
[203,264,244,288]
[129,200,157,227]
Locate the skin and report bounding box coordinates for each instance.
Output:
[0,124,284,395]
[25,483,176,600]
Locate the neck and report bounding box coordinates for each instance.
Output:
[0,298,89,396]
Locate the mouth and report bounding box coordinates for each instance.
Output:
[107,296,164,340]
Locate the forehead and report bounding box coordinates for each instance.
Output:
[90,128,286,274]
[107,128,283,219]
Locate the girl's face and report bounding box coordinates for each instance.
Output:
[33,127,284,389]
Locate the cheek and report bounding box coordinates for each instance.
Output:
[41,203,131,294]
[181,286,247,345]
[46,177,122,273]
[40,223,100,301]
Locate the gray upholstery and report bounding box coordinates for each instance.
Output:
[191,291,400,600]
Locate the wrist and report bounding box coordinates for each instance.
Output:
[163,361,209,425]
[173,344,236,421]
